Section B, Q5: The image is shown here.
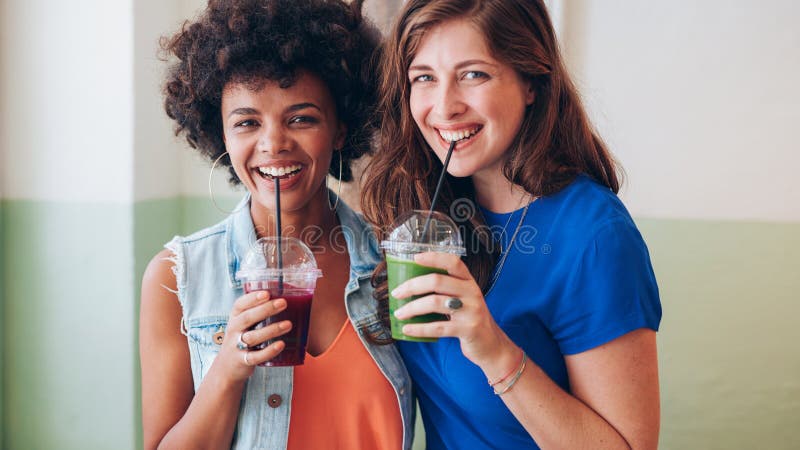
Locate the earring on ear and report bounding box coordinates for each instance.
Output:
[208,151,246,215]
[326,150,343,212]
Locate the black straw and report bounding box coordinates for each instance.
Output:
[422,140,457,238]
[274,177,284,294]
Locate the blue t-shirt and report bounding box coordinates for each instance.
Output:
[397,175,662,450]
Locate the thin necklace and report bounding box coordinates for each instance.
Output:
[497,205,519,254]
[494,191,529,252]
[487,196,532,294]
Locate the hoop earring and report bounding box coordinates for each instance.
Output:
[208,151,246,215]
[326,150,343,211]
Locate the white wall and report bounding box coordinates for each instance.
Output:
[543,0,565,38]
[133,0,185,201]
[1,0,134,202]
[1,0,8,197]
[564,0,800,222]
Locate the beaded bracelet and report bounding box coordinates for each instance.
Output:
[488,349,525,387]
[493,353,527,396]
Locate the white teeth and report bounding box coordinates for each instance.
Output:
[438,127,479,143]
[258,164,302,177]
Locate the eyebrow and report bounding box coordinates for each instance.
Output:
[227,107,258,118]
[286,102,320,114]
[227,102,321,119]
[408,59,497,72]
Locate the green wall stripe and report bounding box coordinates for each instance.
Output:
[133,198,181,450]
[1,201,5,448]
[637,218,800,449]
[2,200,136,449]
[179,196,241,235]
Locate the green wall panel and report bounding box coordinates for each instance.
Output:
[132,198,181,450]
[638,218,800,449]
[1,202,5,448]
[2,201,135,450]
[179,196,241,235]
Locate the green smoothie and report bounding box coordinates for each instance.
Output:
[386,254,448,342]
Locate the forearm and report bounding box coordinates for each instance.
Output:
[157,365,246,450]
[480,346,630,450]
[500,362,630,449]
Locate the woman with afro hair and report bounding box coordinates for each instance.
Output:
[139,1,413,449]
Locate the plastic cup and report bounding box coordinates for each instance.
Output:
[236,237,322,366]
[381,210,466,342]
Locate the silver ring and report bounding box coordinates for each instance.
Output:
[445,297,463,310]
[236,334,248,350]
[243,351,251,366]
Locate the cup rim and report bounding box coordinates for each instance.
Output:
[236,268,323,280]
[380,241,466,256]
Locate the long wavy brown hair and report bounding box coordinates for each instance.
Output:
[362,0,620,320]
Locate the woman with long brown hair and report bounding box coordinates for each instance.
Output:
[362,0,661,448]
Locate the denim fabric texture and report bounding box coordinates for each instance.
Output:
[166,192,414,450]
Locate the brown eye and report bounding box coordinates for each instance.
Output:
[234,119,258,128]
[289,116,318,125]
[411,74,434,83]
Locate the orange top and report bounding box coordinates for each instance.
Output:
[288,320,403,450]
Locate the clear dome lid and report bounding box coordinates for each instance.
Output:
[380,210,466,255]
[236,237,322,281]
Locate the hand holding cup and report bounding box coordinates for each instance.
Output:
[217,290,292,382]
[381,210,465,342]
[391,251,517,369]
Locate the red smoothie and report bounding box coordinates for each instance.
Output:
[243,280,314,366]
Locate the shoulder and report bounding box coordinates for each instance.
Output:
[140,249,183,332]
[143,249,178,290]
[157,215,237,296]
[550,174,631,222]
[539,174,637,243]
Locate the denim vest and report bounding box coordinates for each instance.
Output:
[165,193,414,450]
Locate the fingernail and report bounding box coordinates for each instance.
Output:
[390,288,400,298]
[393,309,404,319]
[273,299,286,309]
[278,321,291,330]
[257,291,268,300]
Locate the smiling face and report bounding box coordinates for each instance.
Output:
[408,18,534,181]
[221,72,345,216]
